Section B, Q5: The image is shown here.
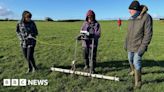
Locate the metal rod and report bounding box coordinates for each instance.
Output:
[74,39,78,62]
[51,67,119,81]
[90,38,94,73]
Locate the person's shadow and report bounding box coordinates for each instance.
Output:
[96,60,164,73]
[96,59,164,84]
[51,59,164,83]
[51,59,164,73]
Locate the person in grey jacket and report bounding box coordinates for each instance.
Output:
[16,10,38,73]
[80,10,101,73]
[124,1,153,89]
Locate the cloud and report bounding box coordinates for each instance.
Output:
[151,13,163,19]
[0,5,19,19]
[152,14,159,18]
[0,5,15,17]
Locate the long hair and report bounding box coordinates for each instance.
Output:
[21,10,32,23]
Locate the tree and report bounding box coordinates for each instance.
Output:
[45,17,54,21]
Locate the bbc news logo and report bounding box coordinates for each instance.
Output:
[3,79,48,86]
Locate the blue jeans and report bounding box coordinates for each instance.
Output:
[128,52,142,71]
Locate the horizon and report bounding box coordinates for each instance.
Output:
[0,0,164,20]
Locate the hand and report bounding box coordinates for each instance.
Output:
[124,47,127,51]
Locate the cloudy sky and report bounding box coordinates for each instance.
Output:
[0,0,164,20]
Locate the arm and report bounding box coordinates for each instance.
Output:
[94,23,101,38]
[138,15,153,56]
[78,22,89,40]
[32,21,38,37]
[124,36,128,51]
[34,22,38,36]
[81,22,87,31]
[16,23,23,41]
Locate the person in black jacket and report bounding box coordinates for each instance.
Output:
[16,10,38,73]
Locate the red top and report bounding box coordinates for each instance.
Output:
[117,19,122,26]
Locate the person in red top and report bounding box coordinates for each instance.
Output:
[117,18,122,31]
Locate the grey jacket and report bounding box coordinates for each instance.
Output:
[124,6,153,56]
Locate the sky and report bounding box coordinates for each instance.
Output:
[0,0,164,20]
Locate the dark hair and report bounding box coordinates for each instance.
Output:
[21,10,32,22]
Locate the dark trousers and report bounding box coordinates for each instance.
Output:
[22,46,37,70]
[83,46,97,69]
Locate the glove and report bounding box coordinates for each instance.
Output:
[77,35,82,40]
[137,48,145,56]
[138,45,148,56]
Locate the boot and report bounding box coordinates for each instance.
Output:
[26,68,32,73]
[90,69,95,74]
[129,64,134,76]
[83,47,89,71]
[134,69,142,89]
[32,66,38,73]
[84,65,89,70]
[26,60,33,73]
[30,59,38,73]
[84,59,89,71]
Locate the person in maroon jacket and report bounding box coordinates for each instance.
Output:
[80,10,101,73]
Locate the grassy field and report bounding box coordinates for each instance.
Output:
[0,20,164,92]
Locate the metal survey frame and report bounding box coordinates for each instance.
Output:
[72,30,95,74]
[27,31,120,81]
[89,37,94,73]
[50,30,120,81]
[51,67,119,81]
[71,30,90,71]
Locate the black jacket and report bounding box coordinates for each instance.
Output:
[16,20,38,48]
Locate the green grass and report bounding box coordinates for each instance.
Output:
[0,20,164,92]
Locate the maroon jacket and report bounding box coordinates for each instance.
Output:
[80,21,101,48]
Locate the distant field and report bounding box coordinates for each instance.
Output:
[0,21,164,92]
